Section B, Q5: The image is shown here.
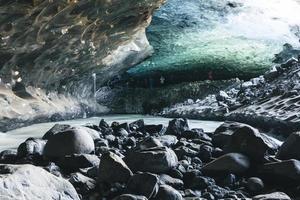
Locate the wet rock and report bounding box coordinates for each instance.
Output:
[154,185,183,200]
[116,128,129,137]
[69,172,96,194]
[42,124,71,139]
[212,121,246,148]
[135,137,163,150]
[159,174,184,189]
[183,170,215,190]
[156,135,178,147]
[174,146,198,160]
[226,125,280,161]
[166,118,189,136]
[253,192,291,200]
[182,129,211,141]
[0,164,79,200]
[127,172,159,199]
[17,138,46,157]
[125,146,178,173]
[276,132,300,160]
[44,128,95,158]
[199,144,213,162]
[246,177,264,194]
[202,153,250,175]
[0,150,18,163]
[58,154,100,172]
[114,123,131,133]
[139,124,166,135]
[44,162,62,177]
[113,194,147,200]
[261,159,300,183]
[129,119,145,130]
[99,152,133,184]
[99,119,110,129]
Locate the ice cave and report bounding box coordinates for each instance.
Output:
[1,0,300,199]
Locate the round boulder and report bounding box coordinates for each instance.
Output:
[44,128,95,158]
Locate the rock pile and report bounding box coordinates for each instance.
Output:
[161,57,300,134]
[0,118,299,199]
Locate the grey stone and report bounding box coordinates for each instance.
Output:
[44,128,95,157]
[98,152,133,184]
[125,146,178,173]
[0,164,79,200]
[253,192,291,200]
[202,153,250,175]
[127,172,159,199]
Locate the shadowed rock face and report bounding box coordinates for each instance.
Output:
[0,0,165,97]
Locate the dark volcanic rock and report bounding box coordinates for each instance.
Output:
[166,118,189,136]
[182,128,211,141]
[261,159,300,183]
[0,150,18,164]
[156,135,178,147]
[44,128,95,158]
[202,153,250,175]
[129,119,145,130]
[125,146,178,173]
[17,138,46,157]
[139,124,166,135]
[246,177,264,194]
[69,172,97,194]
[135,137,163,150]
[0,164,79,200]
[154,185,183,200]
[113,194,148,200]
[99,152,133,184]
[253,192,291,200]
[58,154,100,172]
[43,125,100,141]
[226,125,280,161]
[127,172,159,199]
[276,132,300,160]
[183,170,215,190]
[43,124,71,139]
[159,174,184,189]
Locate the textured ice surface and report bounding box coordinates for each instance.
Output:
[129,0,300,79]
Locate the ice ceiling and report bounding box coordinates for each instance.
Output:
[128,0,300,81]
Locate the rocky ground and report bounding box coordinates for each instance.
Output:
[0,118,299,199]
[160,56,300,135]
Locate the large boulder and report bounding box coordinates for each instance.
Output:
[98,152,133,184]
[202,153,250,175]
[17,138,46,157]
[166,118,189,136]
[0,164,79,200]
[43,125,100,141]
[276,132,300,160]
[127,172,159,199]
[125,146,178,173]
[44,128,95,158]
[226,125,280,161]
[260,159,300,183]
[253,192,291,200]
